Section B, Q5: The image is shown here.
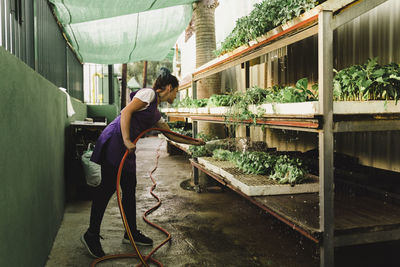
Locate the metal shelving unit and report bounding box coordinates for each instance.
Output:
[162,1,400,266]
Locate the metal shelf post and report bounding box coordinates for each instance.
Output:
[318,9,334,267]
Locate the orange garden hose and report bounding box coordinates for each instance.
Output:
[91,128,202,267]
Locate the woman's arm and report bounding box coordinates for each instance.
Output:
[154,120,205,145]
[120,98,148,153]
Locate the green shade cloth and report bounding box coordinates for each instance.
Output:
[48,0,196,64]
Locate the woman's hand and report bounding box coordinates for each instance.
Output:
[120,97,147,154]
[124,139,136,154]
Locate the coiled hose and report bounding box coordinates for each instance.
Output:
[91,128,201,267]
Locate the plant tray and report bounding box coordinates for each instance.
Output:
[250,101,400,116]
[160,108,178,113]
[195,107,210,114]
[209,106,230,115]
[198,157,319,196]
[198,157,236,175]
[177,108,190,113]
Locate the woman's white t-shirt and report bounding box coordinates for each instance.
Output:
[133,88,156,110]
[133,88,164,122]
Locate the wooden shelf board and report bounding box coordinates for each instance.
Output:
[161,101,400,132]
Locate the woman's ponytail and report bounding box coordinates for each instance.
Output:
[153,67,179,90]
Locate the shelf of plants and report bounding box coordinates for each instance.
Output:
[191,0,360,81]
[163,59,400,133]
[162,0,400,265]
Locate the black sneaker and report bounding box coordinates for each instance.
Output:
[123,230,153,246]
[81,231,105,258]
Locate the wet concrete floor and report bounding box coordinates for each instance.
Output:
[46,137,399,267]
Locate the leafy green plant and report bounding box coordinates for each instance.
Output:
[333,58,400,103]
[174,97,209,108]
[188,133,220,158]
[188,145,209,158]
[275,0,319,26]
[227,90,254,121]
[216,0,322,56]
[195,132,213,142]
[215,150,308,184]
[197,145,309,184]
[264,78,317,103]
[207,94,233,107]
[194,99,209,107]
[227,86,270,124]
[270,155,307,184]
[235,151,277,175]
[212,149,233,161]
[170,98,180,108]
[225,79,318,125]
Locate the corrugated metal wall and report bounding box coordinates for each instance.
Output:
[67,47,84,100]
[334,0,400,69]
[333,0,400,172]
[0,0,34,66]
[222,0,400,172]
[35,0,84,99]
[0,0,83,101]
[35,0,67,88]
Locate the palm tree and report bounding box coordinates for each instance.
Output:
[193,0,225,138]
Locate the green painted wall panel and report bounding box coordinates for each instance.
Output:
[69,98,88,123]
[0,47,86,267]
[87,104,119,124]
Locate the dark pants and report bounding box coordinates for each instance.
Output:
[88,161,137,235]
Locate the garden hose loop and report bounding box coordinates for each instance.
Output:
[91,128,201,267]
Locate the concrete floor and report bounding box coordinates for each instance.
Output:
[45,136,398,267]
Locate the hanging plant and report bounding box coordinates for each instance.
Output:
[226,86,270,124]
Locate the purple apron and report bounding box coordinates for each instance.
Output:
[90,89,161,171]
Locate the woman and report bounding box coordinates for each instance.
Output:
[81,67,204,258]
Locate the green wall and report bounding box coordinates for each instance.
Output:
[0,47,87,267]
[87,104,119,123]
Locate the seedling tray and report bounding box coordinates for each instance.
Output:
[249,100,400,116]
[198,157,319,196]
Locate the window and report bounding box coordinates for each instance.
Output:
[83,64,110,104]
